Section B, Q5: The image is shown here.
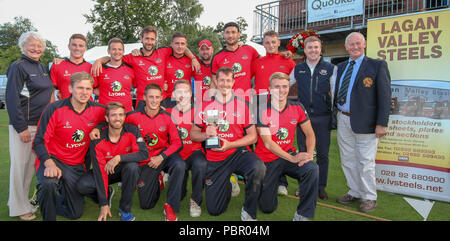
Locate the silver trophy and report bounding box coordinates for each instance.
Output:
[199,109,227,149]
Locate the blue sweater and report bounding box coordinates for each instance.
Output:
[6,54,54,133]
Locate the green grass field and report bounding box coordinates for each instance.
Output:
[0,109,449,221]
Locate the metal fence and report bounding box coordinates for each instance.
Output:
[252,0,449,41]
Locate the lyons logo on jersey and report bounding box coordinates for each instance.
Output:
[72,129,85,142]
[276,128,289,140]
[203,76,211,86]
[232,63,242,73]
[178,127,189,140]
[144,133,159,147]
[175,69,184,79]
[218,119,230,132]
[111,81,122,92]
[148,66,159,76]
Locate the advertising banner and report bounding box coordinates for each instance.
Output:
[307,0,364,23]
[367,10,450,202]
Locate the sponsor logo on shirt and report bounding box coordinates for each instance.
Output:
[63,121,72,129]
[276,128,289,140]
[144,133,159,147]
[148,66,159,76]
[175,69,184,79]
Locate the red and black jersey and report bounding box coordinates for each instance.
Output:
[33,98,106,168]
[194,95,254,162]
[125,108,182,165]
[165,55,193,98]
[164,103,203,160]
[93,63,136,112]
[50,59,92,99]
[90,123,148,206]
[193,55,212,102]
[122,47,172,101]
[254,97,309,162]
[211,45,259,96]
[251,53,296,94]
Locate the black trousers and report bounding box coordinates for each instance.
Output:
[259,158,319,218]
[137,153,186,212]
[76,162,140,213]
[297,114,331,190]
[36,159,86,221]
[205,148,266,219]
[181,150,208,205]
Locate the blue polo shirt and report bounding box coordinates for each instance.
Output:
[337,54,365,113]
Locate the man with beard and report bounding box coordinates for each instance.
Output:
[193,39,214,101]
[77,102,148,221]
[33,72,106,221]
[211,22,259,100]
[92,26,200,110]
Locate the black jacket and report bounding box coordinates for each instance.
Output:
[6,54,54,133]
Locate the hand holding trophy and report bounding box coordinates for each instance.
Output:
[199,109,227,149]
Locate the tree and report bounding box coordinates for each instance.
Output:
[84,0,173,45]
[0,16,59,74]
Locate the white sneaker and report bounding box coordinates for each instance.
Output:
[230,174,240,197]
[277,185,288,196]
[293,211,310,221]
[241,207,257,221]
[189,198,201,217]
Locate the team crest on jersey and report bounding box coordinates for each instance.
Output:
[178,127,189,140]
[242,54,248,60]
[111,81,122,91]
[290,119,298,125]
[148,66,159,76]
[232,63,242,73]
[72,129,85,143]
[218,119,230,132]
[104,74,110,79]
[159,126,166,132]
[319,69,328,75]
[175,69,185,79]
[276,128,289,140]
[156,58,162,63]
[124,75,130,80]
[203,76,211,86]
[144,133,159,147]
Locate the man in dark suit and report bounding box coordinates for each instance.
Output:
[333,32,391,213]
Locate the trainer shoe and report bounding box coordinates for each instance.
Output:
[189,198,201,217]
[293,211,310,221]
[118,208,135,221]
[241,207,257,221]
[230,174,240,197]
[164,202,178,221]
[336,193,361,204]
[159,172,165,190]
[278,185,288,196]
[107,186,115,208]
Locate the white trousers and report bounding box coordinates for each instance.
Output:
[8,125,38,217]
[337,112,378,201]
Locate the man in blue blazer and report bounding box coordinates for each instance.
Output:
[333,32,391,212]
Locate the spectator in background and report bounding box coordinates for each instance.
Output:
[6,31,55,221]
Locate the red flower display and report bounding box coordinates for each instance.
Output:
[287,30,319,55]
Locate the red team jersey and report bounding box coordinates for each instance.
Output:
[93,63,136,112]
[193,55,212,101]
[125,109,182,165]
[165,105,203,160]
[212,45,259,97]
[33,98,106,168]
[165,55,193,98]
[91,123,148,203]
[194,95,254,162]
[50,59,92,99]
[122,47,173,101]
[254,98,309,162]
[251,53,296,94]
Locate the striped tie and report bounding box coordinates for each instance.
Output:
[337,60,356,105]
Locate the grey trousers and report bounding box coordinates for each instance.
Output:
[8,125,38,217]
